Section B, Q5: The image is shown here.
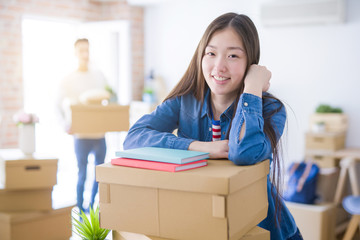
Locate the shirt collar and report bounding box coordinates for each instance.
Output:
[201,89,236,120]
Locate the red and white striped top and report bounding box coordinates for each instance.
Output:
[212,119,221,141]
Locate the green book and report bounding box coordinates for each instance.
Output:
[115,147,209,164]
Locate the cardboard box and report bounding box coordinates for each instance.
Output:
[113,226,270,240]
[314,168,351,225]
[285,202,336,240]
[315,167,340,203]
[0,187,52,211]
[309,113,348,133]
[96,160,270,240]
[305,132,346,151]
[0,150,58,190]
[240,226,270,240]
[305,150,341,168]
[71,104,130,134]
[0,205,73,240]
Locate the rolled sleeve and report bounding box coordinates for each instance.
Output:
[124,96,196,151]
[228,93,285,165]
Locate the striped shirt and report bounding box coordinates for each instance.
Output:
[212,119,221,141]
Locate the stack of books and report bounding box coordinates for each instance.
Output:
[111,147,209,172]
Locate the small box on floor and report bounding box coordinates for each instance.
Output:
[97,160,270,240]
[0,187,52,211]
[0,150,57,190]
[285,202,336,240]
[71,104,130,134]
[113,226,270,240]
[0,205,74,240]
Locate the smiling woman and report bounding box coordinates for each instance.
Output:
[123,12,302,240]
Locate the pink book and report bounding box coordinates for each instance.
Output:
[111,158,208,172]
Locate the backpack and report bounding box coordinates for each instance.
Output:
[283,161,320,204]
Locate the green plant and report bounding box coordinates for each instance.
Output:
[143,86,154,94]
[104,85,115,95]
[72,206,110,240]
[315,104,343,113]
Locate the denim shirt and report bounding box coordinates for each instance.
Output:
[124,91,298,240]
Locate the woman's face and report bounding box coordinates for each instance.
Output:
[202,27,247,101]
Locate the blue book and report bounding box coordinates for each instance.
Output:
[115,147,209,164]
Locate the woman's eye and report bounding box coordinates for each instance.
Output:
[206,52,215,56]
[229,54,238,58]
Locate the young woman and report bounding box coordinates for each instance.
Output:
[124,12,302,240]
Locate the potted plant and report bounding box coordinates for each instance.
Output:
[310,104,347,133]
[72,206,111,240]
[13,110,39,155]
[105,85,118,103]
[315,104,343,113]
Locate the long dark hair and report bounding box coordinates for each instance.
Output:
[164,12,284,224]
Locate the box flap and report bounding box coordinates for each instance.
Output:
[0,187,53,193]
[0,205,74,223]
[5,159,58,168]
[0,149,58,167]
[285,201,336,212]
[71,103,129,112]
[306,131,345,137]
[96,160,269,195]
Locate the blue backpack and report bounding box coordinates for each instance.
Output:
[283,161,320,204]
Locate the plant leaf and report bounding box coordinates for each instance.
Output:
[72,206,110,240]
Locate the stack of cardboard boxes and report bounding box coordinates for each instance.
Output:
[96,159,272,240]
[0,149,73,240]
[305,113,348,168]
[286,112,350,240]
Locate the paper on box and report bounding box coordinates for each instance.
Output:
[71,104,130,134]
[0,205,73,240]
[0,188,52,211]
[96,160,269,240]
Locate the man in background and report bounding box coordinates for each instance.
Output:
[57,38,108,214]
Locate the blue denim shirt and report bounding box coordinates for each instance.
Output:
[124,91,298,240]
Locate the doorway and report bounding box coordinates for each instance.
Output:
[22,15,131,208]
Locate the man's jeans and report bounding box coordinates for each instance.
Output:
[74,137,106,213]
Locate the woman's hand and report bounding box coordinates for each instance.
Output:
[189,140,229,159]
[243,64,271,97]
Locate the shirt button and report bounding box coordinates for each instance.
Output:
[244,102,248,107]
[222,131,225,135]
[209,127,212,131]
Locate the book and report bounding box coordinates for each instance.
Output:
[115,147,209,164]
[111,158,208,172]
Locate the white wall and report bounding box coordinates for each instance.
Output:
[143,0,360,163]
